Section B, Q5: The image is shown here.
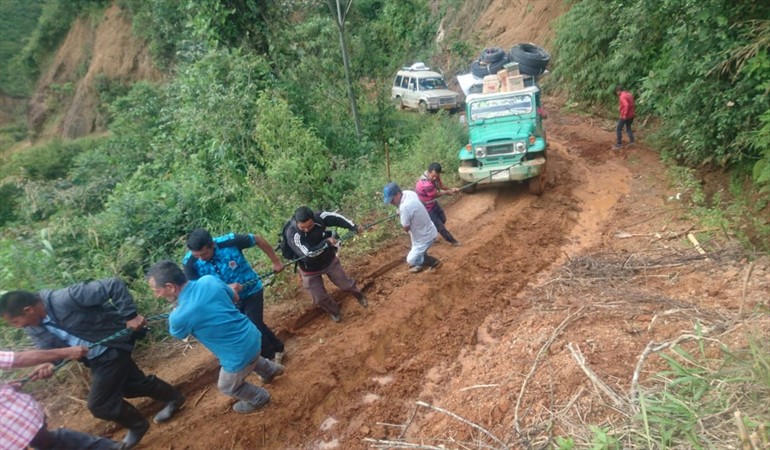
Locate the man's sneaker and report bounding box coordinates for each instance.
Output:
[233,399,268,414]
[613,144,622,150]
[273,351,284,365]
[450,241,462,247]
[354,292,368,307]
[153,394,185,423]
[409,265,423,273]
[260,363,285,384]
[330,312,342,322]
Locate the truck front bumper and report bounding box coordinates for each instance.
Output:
[458,157,546,185]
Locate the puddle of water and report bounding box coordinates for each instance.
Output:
[320,417,338,431]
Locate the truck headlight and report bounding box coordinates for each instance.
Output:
[475,147,486,158]
[515,142,526,153]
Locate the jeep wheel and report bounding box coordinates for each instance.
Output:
[528,167,546,195]
[418,101,428,114]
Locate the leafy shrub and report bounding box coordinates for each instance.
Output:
[0,183,21,226]
[0,0,44,97]
[5,137,101,181]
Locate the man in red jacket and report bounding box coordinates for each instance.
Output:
[614,84,635,149]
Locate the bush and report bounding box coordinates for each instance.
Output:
[4,137,101,181]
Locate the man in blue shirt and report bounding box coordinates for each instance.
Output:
[183,229,286,364]
[0,279,185,449]
[147,260,285,414]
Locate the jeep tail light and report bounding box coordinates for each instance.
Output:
[529,135,536,145]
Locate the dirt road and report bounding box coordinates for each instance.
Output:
[46,99,768,449]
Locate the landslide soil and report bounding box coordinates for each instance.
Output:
[41,97,769,449]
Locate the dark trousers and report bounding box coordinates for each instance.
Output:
[429,203,457,244]
[87,348,179,429]
[239,290,284,360]
[29,424,119,450]
[616,118,635,145]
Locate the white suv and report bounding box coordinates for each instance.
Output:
[392,63,462,113]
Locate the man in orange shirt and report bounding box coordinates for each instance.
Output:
[614,84,635,149]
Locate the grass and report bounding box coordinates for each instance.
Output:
[633,334,770,448]
[668,165,770,252]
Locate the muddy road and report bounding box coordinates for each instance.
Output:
[48,101,767,450]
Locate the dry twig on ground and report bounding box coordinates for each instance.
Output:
[567,343,628,412]
[513,308,585,446]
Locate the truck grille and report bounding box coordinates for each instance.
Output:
[439,97,456,105]
[487,143,513,156]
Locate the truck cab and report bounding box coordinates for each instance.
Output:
[457,85,547,194]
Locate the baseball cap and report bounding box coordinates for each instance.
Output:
[383,182,401,204]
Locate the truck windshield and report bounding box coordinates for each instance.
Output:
[419,77,448,90]
[469,94,533,120]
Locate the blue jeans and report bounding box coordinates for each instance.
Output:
[407,238,436,267]
[616,118,635,145]
[217,356,279,406]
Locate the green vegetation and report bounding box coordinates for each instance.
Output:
[634,336,770,448]
[0,0,44,96]
[0,0,463,327]
[0,1,767,441]
[552,0,770,244]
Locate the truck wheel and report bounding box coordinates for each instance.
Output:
[528,169,546,195]
[418,101,428,114]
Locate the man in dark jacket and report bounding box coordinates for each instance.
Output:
[0,278,185,450]
[285,206,367,322]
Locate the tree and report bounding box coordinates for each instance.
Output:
[327,0,362,139]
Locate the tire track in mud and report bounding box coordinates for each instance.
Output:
[132,149,585,449]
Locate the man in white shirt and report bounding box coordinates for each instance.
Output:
[384,182,441,272]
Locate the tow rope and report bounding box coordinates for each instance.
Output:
[15,313,170,386]
[247,160,526,283]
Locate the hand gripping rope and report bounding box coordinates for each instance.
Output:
[15,313,170,386]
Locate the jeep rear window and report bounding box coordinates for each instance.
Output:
[469,94,533,120]
[394,75,403,87]
[418,77,448,90]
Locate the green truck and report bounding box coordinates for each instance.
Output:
[457,85,547,194]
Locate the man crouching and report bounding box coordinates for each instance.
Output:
[146,260,285,414]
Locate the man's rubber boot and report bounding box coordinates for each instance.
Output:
[153,393,185,423]
[115,405,149,450]
[423,254,441,268]
[353,292,368,307]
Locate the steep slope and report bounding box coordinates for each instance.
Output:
[27,3,160,140]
